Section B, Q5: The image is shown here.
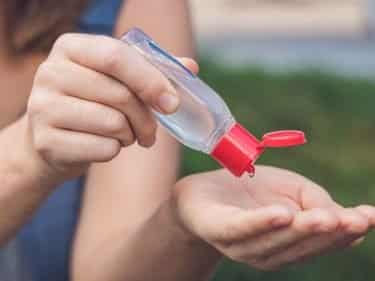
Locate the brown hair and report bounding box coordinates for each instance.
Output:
[3,0,89,55]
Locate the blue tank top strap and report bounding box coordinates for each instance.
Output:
[78,0,124,35]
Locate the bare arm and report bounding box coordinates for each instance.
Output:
[71,1,220,281]
[0,118,61,245]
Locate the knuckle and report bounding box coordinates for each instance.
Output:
[34,61,56,84]
[27,90,51,118]
[33,130,55,160]
[53,33,76,51]
[101,41,124,72]
[141,76,169,102]
[105,112,127,135]
[122,133,136,147]
[27,93,43,116]
[101,139,121,161]
[94,34,113,45]
[114,87,132,107]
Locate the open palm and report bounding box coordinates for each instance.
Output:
[174,166,375,271]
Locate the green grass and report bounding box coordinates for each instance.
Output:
[181,61,375,281]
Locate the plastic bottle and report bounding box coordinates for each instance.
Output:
[122,28,306,177]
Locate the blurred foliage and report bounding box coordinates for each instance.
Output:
[181,60,375,281]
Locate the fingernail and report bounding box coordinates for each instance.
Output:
[157,93,179,114]
[138,135,156,148]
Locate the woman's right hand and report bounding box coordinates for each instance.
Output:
[26,33,197,179]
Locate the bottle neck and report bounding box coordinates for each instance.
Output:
[205,117,236,154]
[210,123,263,177]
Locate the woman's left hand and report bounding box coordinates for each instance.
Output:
[171,166,375,271]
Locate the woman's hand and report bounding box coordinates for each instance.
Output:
[26,33,197,178]
[172,166,375,271]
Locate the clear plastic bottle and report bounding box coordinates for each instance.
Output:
[122,28,306,177]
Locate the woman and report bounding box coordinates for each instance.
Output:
[0,1,375,281]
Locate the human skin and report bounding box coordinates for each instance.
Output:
[0,0,196,251]
[90,166,375,281]
[172,167,375,271]
[0,1,374,281]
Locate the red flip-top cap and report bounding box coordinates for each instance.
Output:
[210,123,306,177]
[211,124,263,177]
[260,130,306,148]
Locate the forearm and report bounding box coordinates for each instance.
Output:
[91,199,221,281]
[72,130,183,281]
[0,117,59,244]
[133,202,221,281]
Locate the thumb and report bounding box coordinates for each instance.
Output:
[300,184,342,211]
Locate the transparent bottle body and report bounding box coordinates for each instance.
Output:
[122,29,235,153]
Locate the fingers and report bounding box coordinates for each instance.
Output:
[51,33,180,114]
[205,205,294,244]
[35,94,136,146]
[228,208,339,263]
[255,233,359,271]
[244,208,371,271]
[28,32,199,176]
[32,127,121,167]
[338,208,369,233]
[209,205,373,272]
[33,58,157,147]
[354,205,375,227]
[247,166,336,211]
[43,34,199,146]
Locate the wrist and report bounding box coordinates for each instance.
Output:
[1,117,64,192]
[155,198,222,279]
[160,193,222,260]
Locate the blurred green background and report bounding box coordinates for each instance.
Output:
[181,60,375,281]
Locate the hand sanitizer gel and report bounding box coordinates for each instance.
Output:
[122,28,307,177]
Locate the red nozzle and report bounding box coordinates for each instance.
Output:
[210,124,307,177]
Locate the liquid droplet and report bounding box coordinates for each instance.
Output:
[248,172,255,178]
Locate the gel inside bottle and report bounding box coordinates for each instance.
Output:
[122,28,306,177]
